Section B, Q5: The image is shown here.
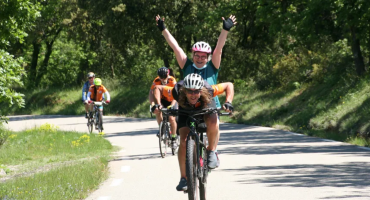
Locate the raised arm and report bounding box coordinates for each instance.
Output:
[212,15,237,69]
[156,15,187,68]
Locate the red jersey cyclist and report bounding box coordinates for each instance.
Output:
[152,73,234,191]
[87,78,111,130]
[149,67,178,141]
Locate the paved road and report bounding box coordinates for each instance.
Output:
[6,115,370,200]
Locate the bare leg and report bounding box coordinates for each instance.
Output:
[178,127,189,178]
[204,113,219,151]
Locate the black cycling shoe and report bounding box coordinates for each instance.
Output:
[176,177,187,191]
[156,131,160,138]
[85,113,89,119]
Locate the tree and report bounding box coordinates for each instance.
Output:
[0,0,40,122]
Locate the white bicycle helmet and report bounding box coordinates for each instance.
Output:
[192,41,212,53]
[183,73,204,89]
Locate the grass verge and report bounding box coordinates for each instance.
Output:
[0,123,115,199]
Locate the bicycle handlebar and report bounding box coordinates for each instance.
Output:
[91,101,107,106]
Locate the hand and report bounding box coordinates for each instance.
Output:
[84,100,88,104]
[106,100,110,104]
[151,104,161,113]
[222,15,237,31]
[88,100,93,104]
[223,102,234,112]
[156,15,166,31]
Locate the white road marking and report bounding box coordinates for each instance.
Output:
[110,179,123,186]
[121,166,131,172]
[97,196,111,200]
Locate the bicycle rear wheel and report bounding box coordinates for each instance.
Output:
[186,137,198,200]
[159,121,168,158]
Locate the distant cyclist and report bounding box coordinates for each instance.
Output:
[87,78,111,130]
[155,14,237,109]
[152,73,234,191]
[149,67,178,141]
[82,72,95,118]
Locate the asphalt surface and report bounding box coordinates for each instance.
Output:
[6,115,370,200]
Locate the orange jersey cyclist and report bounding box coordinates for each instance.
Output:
[149,67,178,140]
[152,73,234,191]
[86,78,111,130]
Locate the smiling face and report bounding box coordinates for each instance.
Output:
[185,88,201,105]
[192,52,208,68]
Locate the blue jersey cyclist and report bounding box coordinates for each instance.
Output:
[155,14,237,108]
[82,72,95,118]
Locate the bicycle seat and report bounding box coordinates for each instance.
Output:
[197,123,207,133]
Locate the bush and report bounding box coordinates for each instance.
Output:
[0,125,10,148]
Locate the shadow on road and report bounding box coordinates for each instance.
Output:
[104,128,158,138]
[222,162,370,199]
[111,153,165,162]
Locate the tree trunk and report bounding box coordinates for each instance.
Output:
[35,41,53,86]
[30,41,41,87]
[350,27,366,76]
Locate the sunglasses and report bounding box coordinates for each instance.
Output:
[88,77,94,79]
[186,89,201,95]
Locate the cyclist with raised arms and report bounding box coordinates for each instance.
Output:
[87,78,111,130]
[149,67,178,141]
[155,14,237,109]
[152,73,234,191]
[82,72,95,118]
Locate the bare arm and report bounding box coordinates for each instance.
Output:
[217,82,234,103]
[156,15,187,68]
[148,89,155,106]
[212,15,237,69]
[212,30,229,69]
[153,85,165,105]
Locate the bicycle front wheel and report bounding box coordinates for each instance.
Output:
[199,134,208,200]
[186,137,198,200]
[87,118,93,133]
[159,121,167,158]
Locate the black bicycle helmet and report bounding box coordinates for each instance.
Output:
[157,67,169,79]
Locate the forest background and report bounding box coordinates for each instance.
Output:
[2,0,370,144]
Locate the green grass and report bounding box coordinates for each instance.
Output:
[0,123,115,199]
[222,74,370,146]
[0,158,108,200]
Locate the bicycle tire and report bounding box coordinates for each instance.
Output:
[87,117,93,133]
[97,111,103,133]
[186,137,198,200]
[159,121,167,158]
[199,134,207,200]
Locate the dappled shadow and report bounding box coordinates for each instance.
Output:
[111,153,163,161]
[336,97,370,133]
[224,162,370,189]
[234,76,368,141]
[104,128,158,138]
[219,129,370,156]
[103,117,153,124]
